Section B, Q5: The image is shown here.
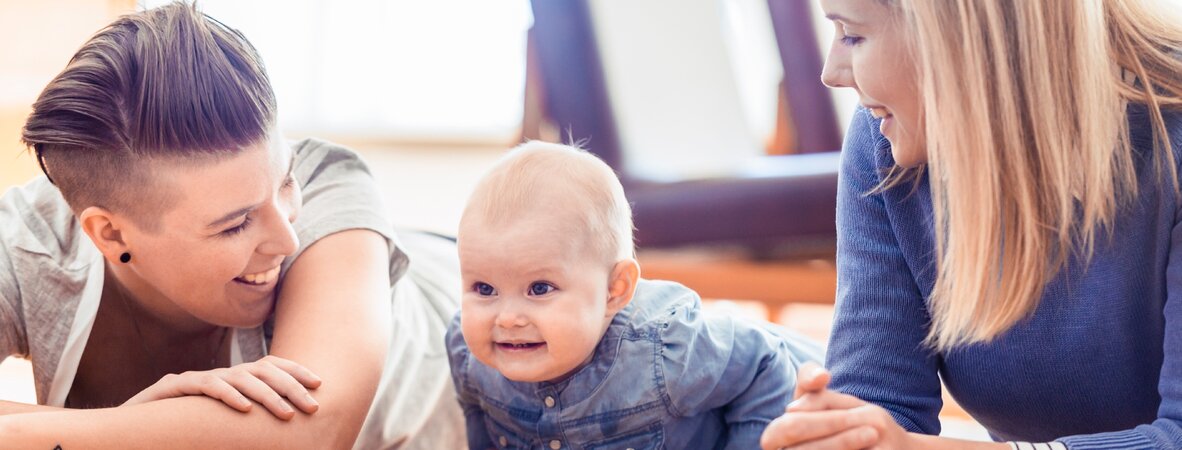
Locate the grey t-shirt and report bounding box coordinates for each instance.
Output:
[0,139,462,448]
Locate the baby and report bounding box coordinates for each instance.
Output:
[446,141,820,449]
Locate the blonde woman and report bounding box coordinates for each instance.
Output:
[761,0,1182,449]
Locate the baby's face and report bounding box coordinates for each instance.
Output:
[458,217,614,383]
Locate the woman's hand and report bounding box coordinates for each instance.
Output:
[122,356,323,421]
[760,362,915,450]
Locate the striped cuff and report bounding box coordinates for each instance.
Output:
[1008,442,1067,450]
[1058,429,1158,449]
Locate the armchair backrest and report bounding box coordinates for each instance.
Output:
[529,0,842,173]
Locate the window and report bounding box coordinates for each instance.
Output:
[143,0,533,142]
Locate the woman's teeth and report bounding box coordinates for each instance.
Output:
[869,107,891,119]
[237,266,280,285]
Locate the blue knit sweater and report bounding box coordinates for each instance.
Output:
[827,105,1182,449]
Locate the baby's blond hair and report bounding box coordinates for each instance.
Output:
[461,141,634,263]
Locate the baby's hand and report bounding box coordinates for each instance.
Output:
[122,355,322,420]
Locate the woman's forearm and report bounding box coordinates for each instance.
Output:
[0,400,62,415]
[0,394,355,449]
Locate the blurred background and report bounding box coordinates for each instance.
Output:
[0,0,995,438]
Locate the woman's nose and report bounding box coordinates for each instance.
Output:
[257,202,299,257]
[821,38,854,89]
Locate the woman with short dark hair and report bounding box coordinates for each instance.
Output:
[0,3,462,448]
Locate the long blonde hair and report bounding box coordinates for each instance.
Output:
[898,0,1182,351]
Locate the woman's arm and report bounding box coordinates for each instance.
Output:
[825,107,944,430]
[1050,164,1182,448]
[758,108,947,450]
[0,229,392,449]
[266,228,392,445]
[0,400,60,415]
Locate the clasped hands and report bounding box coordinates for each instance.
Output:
[760,362,915,450]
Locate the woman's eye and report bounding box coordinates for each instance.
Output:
[836,23,863,47]
[281,173,296,190]
[840,35,864,47]
[528,282,555,296]
[221,216,252,236]
[474,282,496,296]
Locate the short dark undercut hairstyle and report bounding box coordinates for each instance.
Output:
[20,2,276,230]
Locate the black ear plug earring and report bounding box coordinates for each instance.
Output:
[120,252,131,264]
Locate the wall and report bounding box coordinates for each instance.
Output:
[0,0,137,191]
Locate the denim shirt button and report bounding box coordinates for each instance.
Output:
[544,396,556,408]
[549,439,561,449]
[498,436,507,447]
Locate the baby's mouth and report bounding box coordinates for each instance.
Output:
[496,341,545,351]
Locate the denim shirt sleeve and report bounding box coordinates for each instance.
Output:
[825,107,943,433]
[445,311,495,450]
[656,283,794,449]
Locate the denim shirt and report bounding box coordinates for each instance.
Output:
[446,279,821,450]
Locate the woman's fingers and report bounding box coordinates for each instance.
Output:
[185,373,253,412]
[782,426,879,450]
[794,362,832,399]
[262,356,324,389]
[787,389,867,412]
[223,369,300,420]
[125,372,254,413]
[248,359,320,414]
[761,407,877,449]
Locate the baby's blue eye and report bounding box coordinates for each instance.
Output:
[529,282,555,296]
[474,282,496,296]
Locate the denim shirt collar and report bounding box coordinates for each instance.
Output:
[538,302,634,402]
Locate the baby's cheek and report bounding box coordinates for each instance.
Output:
[460,317,489,352]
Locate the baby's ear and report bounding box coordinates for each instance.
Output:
[606,258,640,315]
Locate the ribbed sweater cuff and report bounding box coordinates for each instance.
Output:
[1059,430,1155,449]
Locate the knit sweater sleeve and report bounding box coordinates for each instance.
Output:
[1056,112,1182,450]
[825,107,944,434]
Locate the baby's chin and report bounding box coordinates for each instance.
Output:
[500,371,552,383]
[472,353,555,383]
[495,364,565,383]
[493,359,586,384]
